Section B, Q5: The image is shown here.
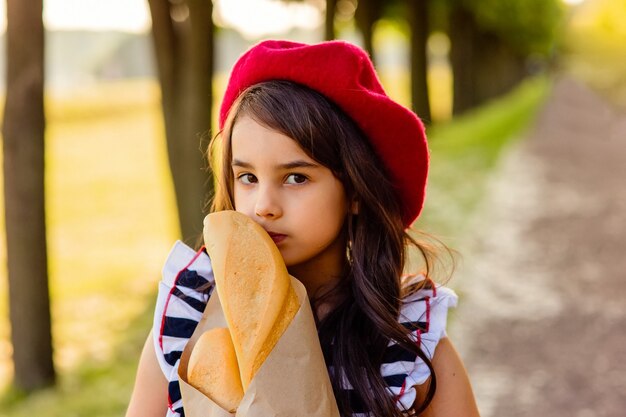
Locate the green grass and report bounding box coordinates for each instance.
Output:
[415,75,550,239]
[0,294,155,417]
[0,79,180,415]
[0,73,550,415]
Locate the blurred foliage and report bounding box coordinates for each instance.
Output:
[457,0,565,56]
[563,0,626,107]
[379,0,565,57]
[581,0,626,39]
[380,0,449,33]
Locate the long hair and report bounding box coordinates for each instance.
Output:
[208,80,452,416]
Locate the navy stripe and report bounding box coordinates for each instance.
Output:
[164,350,183,366]
[175,407,185,417]
[176,269,211,290]
[172,287,208,313]
[162,317,200,339]
[382,343,417,364]
[384,373,407,387]
[168,380,182,404]
[400,320,428,332]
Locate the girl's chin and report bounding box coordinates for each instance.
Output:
[282,254,303,271]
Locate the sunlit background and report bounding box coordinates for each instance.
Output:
[0,0,321,34]
[0,0,625,415]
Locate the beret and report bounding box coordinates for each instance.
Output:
[219,40,429,227]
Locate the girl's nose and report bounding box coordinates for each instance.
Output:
[254,186,282,219]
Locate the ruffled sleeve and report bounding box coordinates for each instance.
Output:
[152,240,214,415]
[383,276,458,411]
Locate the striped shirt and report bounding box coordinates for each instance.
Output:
[153,241,457,417]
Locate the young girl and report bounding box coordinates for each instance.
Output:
[126,40,479,417]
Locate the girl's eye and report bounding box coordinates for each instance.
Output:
[237,173,257,185]
[285,174,308,185]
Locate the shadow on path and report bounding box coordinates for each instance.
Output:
[450,77,626,417]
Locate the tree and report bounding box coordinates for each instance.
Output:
[448,4,478,113]
[2,0,55,391]
[448,2,526,113]
[447,0,563,113]
[375,0,431,122]
[354,0,384,63]
[147,0,215,244]
[325,0,338,40]
[407,0,431,122]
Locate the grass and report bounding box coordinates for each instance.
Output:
[403,75,550,280]
[0,71,550,415]
[41,80,180,381]
[0,296,154,417]
[0,79,180,414]
[417,75,550,238]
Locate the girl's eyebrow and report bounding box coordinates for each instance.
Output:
[231,159,320,170]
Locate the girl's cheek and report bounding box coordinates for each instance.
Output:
[232,188,250,215]
[231,194,239,212]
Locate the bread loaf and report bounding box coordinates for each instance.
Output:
[187,328,243,412]
[203,210,299,389]
[186,210,300,411]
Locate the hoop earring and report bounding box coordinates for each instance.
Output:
[346,212,357,265]
[346,239,353,265]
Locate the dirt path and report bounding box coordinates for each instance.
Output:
[448,77,626,417]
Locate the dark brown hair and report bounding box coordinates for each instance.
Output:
[208,80,452,416]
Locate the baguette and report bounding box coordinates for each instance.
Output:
[187,328,243,412]
[187,210,300,409]
[203,210,299,389]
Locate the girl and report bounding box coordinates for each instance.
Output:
[126,40,479,417]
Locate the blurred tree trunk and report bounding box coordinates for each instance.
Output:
[449,4,527,114]
[325,0,337,40]
[448,5,476,114]
[2,0,55,391]
[354,0,383,65]
[147,0,214,244]
[407,0,431,122]
[473,32,526,104]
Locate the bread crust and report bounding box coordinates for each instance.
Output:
[187,328,244,412]
[187,211,300,410]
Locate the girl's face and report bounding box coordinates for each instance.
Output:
[231,115,350,276]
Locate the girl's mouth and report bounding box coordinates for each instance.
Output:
[267,232,287,244]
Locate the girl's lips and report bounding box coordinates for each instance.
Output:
[267,232,287,244]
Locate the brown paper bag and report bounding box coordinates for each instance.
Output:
[177,276,340,417]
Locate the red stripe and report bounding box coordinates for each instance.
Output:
[395,328,425,404]
[424,297,431,332]
[159,245,206,410]
[395,277,435,405]
[396,379,407,402]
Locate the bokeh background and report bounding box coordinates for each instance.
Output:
[0,0,625,415]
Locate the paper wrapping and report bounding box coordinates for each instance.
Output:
[178,276,340,417]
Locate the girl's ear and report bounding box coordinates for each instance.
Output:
[350,199,359,215]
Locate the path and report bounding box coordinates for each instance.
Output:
[449,77,626,417]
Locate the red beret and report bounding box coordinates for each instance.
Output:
[219,40,429,227]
